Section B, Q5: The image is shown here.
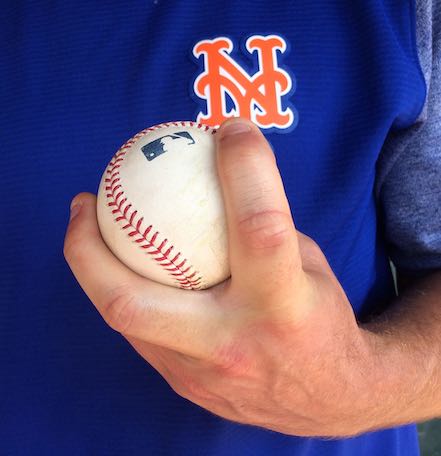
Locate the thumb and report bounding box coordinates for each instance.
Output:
[216,118,302,301]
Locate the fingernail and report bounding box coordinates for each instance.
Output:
[70,199,82,221]
[219,119,252,139]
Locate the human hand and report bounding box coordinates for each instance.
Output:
[64,118,379,438]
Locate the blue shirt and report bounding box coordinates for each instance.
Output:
[1,1,439,455]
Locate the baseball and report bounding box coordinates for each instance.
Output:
[96,121,230,290]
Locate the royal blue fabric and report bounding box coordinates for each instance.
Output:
[1,1,426,455]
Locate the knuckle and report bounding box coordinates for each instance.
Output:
[102,287,139,334]
[238,211,293,249]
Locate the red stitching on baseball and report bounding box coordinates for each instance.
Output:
[103,121,216,290]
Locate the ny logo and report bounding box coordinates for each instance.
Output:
[193,35,295,130]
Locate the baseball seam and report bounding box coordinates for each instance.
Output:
[104,121,216,290]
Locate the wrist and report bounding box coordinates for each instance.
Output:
[358,324,439,432]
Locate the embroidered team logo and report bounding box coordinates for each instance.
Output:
[193,35,296,131]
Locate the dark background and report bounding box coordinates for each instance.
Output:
[419,420,441,455]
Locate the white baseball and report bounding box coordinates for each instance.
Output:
[97,121,229,290]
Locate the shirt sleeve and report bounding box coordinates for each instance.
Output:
[375,0,441,274]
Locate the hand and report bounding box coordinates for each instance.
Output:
[64,118,379,438]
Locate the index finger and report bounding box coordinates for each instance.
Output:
[64,192,228,360]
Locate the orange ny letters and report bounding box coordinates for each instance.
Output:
[193,35,295,130]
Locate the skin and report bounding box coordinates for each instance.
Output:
[64,117,441,438]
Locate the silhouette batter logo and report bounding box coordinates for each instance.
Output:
[141,132,196,161]
[193,35,296,130]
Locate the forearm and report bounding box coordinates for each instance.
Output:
[361,271,441,431]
